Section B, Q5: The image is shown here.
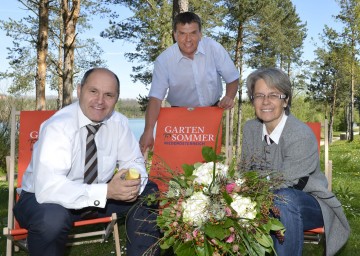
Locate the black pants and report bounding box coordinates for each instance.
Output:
[13,181,160,256]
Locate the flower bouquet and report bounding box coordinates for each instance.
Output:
[154,146,285,256]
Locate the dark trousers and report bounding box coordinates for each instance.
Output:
[13,181,160,256]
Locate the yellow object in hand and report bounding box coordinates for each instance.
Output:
[114,167,119,174]
[125,168,140,180]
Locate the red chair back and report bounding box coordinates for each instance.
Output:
[149,107,224,191]
[306,122,321,153]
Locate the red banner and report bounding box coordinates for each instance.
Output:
[149,107,224,191]
[18,110,56,187]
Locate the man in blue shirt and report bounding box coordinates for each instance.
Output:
[139,12,239,154]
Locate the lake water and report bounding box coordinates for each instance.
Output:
[128,118,145,141]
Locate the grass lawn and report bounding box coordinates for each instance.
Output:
[1,136,359,255]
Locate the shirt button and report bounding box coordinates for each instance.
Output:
[94,200,100,206]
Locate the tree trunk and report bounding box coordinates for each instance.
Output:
[349,48,355,141]
[172,0,188,43]
[329,81,338,144]
[57,42,64,110]
[57,15,64,110]
[234,23,244,162]
[172,0,188,21]
[346,104,350,140]
[229,108,234,160]
[35,0,49,110]
[61,0,80,107]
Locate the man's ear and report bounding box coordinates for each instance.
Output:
[76,84,81,98]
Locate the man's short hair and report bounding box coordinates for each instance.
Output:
[173,12,202,32]
[81,68,120,94]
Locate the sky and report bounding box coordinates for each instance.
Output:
[0,0,342,99]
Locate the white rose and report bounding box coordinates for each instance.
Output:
[193,162,228,186]
[230,195,257,222]
[182,192,210,226]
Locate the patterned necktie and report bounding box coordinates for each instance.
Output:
[264,135,274,145]
[84,124,102,184]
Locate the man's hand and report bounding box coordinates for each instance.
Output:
[139,97,162,155]
[218,79,238,109]
[218,95,235,109]
[139,130,154,154]
[107,169,141,202]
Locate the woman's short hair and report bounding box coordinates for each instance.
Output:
[246,67,292,114]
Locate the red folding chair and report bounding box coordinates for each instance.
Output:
[304,120,332,248]
[3,107,121,256]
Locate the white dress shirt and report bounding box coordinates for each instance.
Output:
[20,101,147,209]
[262,113,288,145]
[149,37,239,107]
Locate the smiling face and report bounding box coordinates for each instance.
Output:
[252,79,288,133]
[173,22,202,59]
[77,69,119,123]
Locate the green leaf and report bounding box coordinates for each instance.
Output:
[195,246,206,256]
[159,199,169,206]
[255,232,273,248]
[182,163,194,177]
[204,220,232,240]
[250,239,268,255]
[174,241,196,256]
[202,146,217,162]
[267,218,285,231]
[222,191,233,205]
[202,238,214,256]
[160,235,176,249]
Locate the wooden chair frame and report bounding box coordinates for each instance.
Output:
[3,107,121,256]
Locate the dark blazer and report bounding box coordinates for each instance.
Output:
[241,114,350,256]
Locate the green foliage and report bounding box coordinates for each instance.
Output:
[136,94,149,113]
[115,98,144,118]
[334,185,360,218]
[245,0,306,70]
[291,96,324,122]
[153,146,285,256]
[0,0,110,97]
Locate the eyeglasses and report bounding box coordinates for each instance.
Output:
[251,93,287,101]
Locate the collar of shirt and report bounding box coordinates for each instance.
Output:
[174,39,206,62]
[262,113,288,144]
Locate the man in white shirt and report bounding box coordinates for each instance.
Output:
[139,12,240,154]
[13,68,160,256]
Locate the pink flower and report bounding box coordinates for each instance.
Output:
[185,233,192,241]
[226,233,235,243]
[192,229,198,238]
[225,207,232,216]
[226,183,236,193]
